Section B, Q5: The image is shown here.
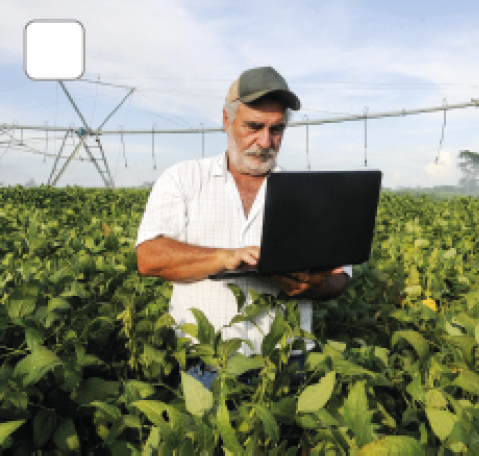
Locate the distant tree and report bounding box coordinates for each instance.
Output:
[457,150,479,192]
[24,178,37,188]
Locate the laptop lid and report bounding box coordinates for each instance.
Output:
[256,170,382,275]
[209,169,382,279]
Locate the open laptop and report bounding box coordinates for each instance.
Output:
[209,170,382,279]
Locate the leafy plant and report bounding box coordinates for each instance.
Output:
[1,186,478,453]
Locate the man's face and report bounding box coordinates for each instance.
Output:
[224,99,286,176]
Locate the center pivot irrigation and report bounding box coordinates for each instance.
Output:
[47,81,135,188]
[2,77,478,187]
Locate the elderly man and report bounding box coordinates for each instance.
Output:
[136,66,351,387]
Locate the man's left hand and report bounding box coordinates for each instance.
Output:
[267,267,349,300]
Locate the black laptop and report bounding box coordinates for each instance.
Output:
[209,170,382,279]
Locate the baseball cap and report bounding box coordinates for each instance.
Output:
[226,66,301,111]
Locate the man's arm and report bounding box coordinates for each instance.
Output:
[267,268,350,300]
[136,236,260,283]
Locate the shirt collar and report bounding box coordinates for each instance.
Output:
[213,150,283,178]
[212,151,228,177]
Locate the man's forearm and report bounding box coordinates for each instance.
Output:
[136,236,226,282]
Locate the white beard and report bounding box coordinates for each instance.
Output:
[226,133,278,176]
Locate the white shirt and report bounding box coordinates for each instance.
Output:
[136,151,352,355]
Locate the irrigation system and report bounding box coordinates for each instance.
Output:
[1,78,478,188]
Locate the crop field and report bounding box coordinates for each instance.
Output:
[1,185,479,454]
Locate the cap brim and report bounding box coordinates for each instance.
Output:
[240,89,301,111]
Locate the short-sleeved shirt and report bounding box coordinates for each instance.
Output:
[136,151,352,354]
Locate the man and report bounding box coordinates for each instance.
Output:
[136,66,351,388]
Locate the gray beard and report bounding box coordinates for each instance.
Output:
[227,136,278,175]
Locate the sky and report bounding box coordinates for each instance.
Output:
[1,0,479,189]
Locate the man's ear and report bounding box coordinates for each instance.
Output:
[223,108,230,132]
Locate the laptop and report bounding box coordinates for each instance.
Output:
[209,170,382,279]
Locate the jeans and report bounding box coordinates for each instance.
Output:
[185,353,306,390]
[185,361,219,390]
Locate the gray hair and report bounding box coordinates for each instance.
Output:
[224,99,292,128]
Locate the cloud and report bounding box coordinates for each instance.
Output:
[2,0,479,187]
[424,149,454,180]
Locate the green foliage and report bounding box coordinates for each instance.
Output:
[1,186,479,453]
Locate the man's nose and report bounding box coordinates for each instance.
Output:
[257,127,272,149]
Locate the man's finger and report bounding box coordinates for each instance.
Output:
[249,247,260,261]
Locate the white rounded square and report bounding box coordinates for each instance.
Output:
[24,20,85,80]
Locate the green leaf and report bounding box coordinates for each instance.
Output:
[443,247,457,259]
[296,411,339,430]
[13,347,62,386]
[48,297,71,312]
[53,418,80,451]
[406,374,425,404]
[0,420,25,445]
[425,389,447,409]
[4,391,28,411]
[425,407,458,442]
[304,352,328,370]
[253,404,279,444]
[225,353,265,376]
[228,283,246,311]
[154,312,175,330]
[261,308,285,357]
[358,436,424,455]
[142,344,166,368]
[108,440,142,456]
[376,402,396,428]
[6,282,40,318]
[327,339,347,352]
[90,401,122,421]
[33,410,58,448]
[404,285,422,295]
[178,323,198,339]
[445,335,476,364]
[25,326,44,351]
[392,330,429,362]
[217,338,243,360]
[190,308,215,344]
[343,381,375,448]
[217,401,243,454]
[132,400,172,437]
[72,377,120,405]
[132,400,186,438]
[195,421,215,452]
[448,420,470,450]
[144,427,161,453]
[297,371,336,413]
[452,370,479,396]
[123,380,155,403]
[180,372,213,418]
[229,301,265,325]
[445,321,465,336]
[332,358,375,377]
[271,397,296,425]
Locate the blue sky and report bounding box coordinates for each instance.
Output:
[1,0,479,188]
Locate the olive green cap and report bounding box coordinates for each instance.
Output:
[225,66,300,111]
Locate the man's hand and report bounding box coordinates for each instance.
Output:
[267,267,348,299]
[137,237,260,282]
[221,246,260,271]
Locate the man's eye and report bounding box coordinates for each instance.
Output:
[246,123,264,131]
[270,125,285,135]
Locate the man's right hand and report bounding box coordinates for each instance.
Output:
[221,246,260,271]
[137,237,260,282]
